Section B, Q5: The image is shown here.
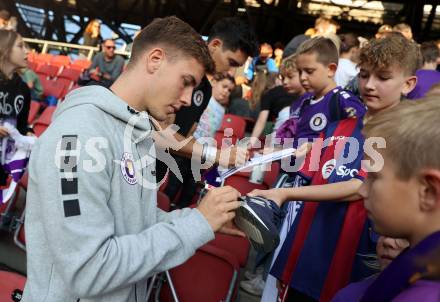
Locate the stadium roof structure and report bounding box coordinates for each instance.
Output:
[2,0,439,44]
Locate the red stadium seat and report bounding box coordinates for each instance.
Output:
[51,55,70,66]
[157,191,171,212]
[0,270,26,302]
[58,67,82,82]
[33,106,56,137]
[160,244,240,302]
[72,59,92,70]
[41,79,67,100]
[55,78,73,98]
[214,131,239,149]
[28,100,41,124]
[34,53,53,64]
[27,61,42,72]
[223,161,280,195]
[37,64,60,78]
[219,114,247,138]
[209,233,250,267]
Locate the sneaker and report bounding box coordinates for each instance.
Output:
[240,274,265,296]
[234,196,284,252]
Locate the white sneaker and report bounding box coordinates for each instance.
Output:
[240,275,265,296]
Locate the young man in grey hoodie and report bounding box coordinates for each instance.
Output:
[23,16,242,302]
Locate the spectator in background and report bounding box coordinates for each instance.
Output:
[274,42,284,68]
[283,16,340,58]
[245,43,279,82]
[335,33,360,88]
[19,67,43,101]
[407,41,440,100]
[249,54,305,148]
[393,23,413,40]
[82,19,102,48]
[88,39,124,87]
[375,24,393,39]
[193,73,235,143]
[5,16,17,31]
[0,10,10,29]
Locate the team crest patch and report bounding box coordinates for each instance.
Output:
[345,107,357,118]
[193,90,204,107]
[120,152,137,185]
[310,113,327,131]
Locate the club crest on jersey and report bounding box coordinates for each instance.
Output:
[310,113,327,131]
[193,90,204,107]
[345,107,357,118]
[121,152,137,185]
[322,159,336,179]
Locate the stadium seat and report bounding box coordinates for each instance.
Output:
[223,161,280,195]
[51,55,70,67]
[0,270,26,302]
[157,191,171,212]
[41,79,67,100]
[209,233,250,267]
[28,100,41,124]
[219,114,247,138]
[159,244,240,302]
[27,61,42,72]
[72,59,92,70]
[34,53,53,64]
[214,131,239,149]
[37,64,60,78]
[55,78,73,98]
[33,106,56,137]
[58,67,82,82]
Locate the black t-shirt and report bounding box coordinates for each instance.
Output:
[0,73,32,135]
[260,86,296,121]
[174,75,212,136]
[156,75,212,183]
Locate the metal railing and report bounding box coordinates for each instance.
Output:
[23,38,130,60]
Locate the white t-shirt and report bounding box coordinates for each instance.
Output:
[193,96,225,142]
[335,58,359,88]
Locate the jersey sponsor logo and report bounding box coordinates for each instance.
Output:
[322,159,359,179]
[193,90,204,107]
[310,113,327,131]
[322,159,336,179]
[336,165,359,177]
[121,152,137,185]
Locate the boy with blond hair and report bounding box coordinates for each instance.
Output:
[357,97,440,301]
[244,34,422,302]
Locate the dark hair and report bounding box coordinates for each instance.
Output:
[208,17,259,57]
[420,41,440,65]
[296,36,339,65]
[0,10,10,21]
[130,16,214,74]
[339,33,359,54]
[359,33,422,76]
[212,72,235,84]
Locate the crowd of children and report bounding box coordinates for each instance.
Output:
[1,9,440,302]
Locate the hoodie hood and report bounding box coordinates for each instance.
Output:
[54,85,153,142]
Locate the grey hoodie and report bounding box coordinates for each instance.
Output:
[22,86,214,302]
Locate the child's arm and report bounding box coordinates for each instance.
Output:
[250,110,269,146]
[248,177,363,206]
